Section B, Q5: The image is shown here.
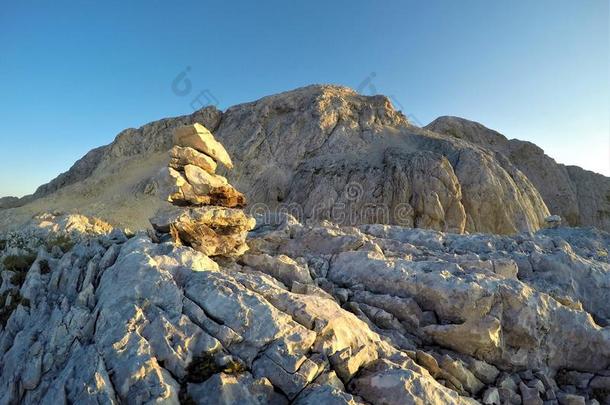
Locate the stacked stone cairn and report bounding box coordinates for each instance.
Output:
[150,123,255,257]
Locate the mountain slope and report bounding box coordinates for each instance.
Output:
[426,116,610,231]
[0,85,561,234]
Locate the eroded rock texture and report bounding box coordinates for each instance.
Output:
[0,213,609,404]
[214,86,549,235]
[426,116,610,231]
[1,85,563,235]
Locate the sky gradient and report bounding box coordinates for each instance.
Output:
[1,0,608,197]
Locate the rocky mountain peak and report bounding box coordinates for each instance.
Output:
[426,116,511,153]
[0,85,607,235]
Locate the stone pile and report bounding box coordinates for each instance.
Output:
[150,123,255,257]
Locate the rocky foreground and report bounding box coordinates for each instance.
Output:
[0,211,609,404]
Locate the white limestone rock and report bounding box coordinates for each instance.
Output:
[1,211,609,404]
[240,253,313,288]
[174,123,234,169]
[187,373,286,405]
[427,116,610,231]
[3,85,582,235]
[169,145,217,173]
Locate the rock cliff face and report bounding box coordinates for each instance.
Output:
[0,212,609,404]
[209,86,549,235]
[426,116,610,231]
[0,85,557,235]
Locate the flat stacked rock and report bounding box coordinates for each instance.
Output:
[166,123,245,208]
[151,123,255,256]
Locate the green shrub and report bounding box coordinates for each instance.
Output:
[46,234,75,253]
[0,240,6,251]
[185,352,246,384]
[9,271,27,286]
[3,253,36,288]
[178,391,196,405]
[0,289,28,326]
[3,253,37,273]
[185,353,222,383]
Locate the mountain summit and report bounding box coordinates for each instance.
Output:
[1,85,608,234]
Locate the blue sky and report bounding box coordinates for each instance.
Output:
[1,0,608,197]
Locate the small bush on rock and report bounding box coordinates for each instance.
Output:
[0,289,29,326]
[3,253,37,273]
[185,353,223,383]
[185,352,246,384]
[46,234,74,253]
[9,271,27,287]
[3,253,37,288]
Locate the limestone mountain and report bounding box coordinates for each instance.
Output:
[0,197,20,210]
[0,85,607,235]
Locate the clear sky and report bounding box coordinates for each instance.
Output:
[1,0,608,197]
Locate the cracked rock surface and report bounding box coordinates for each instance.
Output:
[1,212,609,404]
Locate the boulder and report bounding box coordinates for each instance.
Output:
[294,384,366,405]
[169,145,217,173]
[348,359,471,405]
[174,123,234,169]
[545,214,562,228]
[416,350,441,377]
[163,167,210,206]
[423,316,502,360]
[520,381,543,405]
[241,253,313,288]
[150,206,255,257]
[464,357,499,385]
[440,355,484,395]
[557,393,586,405]
[589,375,610,391]
[482,387,501,405]
[184,164,228,194]
[183,164,246,208]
